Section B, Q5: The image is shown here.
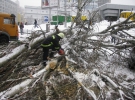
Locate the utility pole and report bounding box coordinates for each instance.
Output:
[57,7,58,25]
[49,8,51,23]
[64,0,67,27]
[57,0,60,25]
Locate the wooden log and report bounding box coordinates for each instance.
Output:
[0,44,28,67]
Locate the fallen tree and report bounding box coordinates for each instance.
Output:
[0,1,135,99]
[1,55,134,100]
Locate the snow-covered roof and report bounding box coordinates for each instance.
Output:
[121,11,135,13]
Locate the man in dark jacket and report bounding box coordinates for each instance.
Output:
[111,27,117,44]
[19,22,24,35]
[55,25,60,34]
[34,19,38,28]
[41,33,65,66]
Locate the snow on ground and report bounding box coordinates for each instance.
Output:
[74,72,88,81]
[18,23,72,41]
[95,20,109,32]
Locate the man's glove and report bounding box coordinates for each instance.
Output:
[58,48,65,55]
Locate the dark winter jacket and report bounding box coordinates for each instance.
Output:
[55,25,60,34]
[41,35,61,50]
[19,23,24,29]
[34,20,37,25]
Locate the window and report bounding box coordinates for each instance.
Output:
[4,18,14,24]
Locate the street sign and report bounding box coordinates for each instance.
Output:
[44,16,49,22]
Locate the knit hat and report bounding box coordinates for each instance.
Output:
[57,33,65,39]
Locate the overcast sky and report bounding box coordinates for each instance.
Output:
[111,0,135,5]
[11,0,135,7]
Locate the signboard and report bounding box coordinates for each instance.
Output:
[41,0,59,8]
[44,16,49,22]
[41,0,49,7]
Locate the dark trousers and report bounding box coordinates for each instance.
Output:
[43,48,49,61]
[111,37,116,43]
[43,47,55,61]
[34,24,38,28]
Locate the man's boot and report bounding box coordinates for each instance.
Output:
[43,60,47,66]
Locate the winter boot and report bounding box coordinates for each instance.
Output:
[43,60,47,66]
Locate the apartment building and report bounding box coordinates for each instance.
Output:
[0,0,24,23]
[97,0,135,21]
[0,0,17,15]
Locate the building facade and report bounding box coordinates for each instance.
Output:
[0,0,24,23]
[24,6,49,25]
[97,0,135,21]
[0,0,17,15]
[24,0,99,25]
[98,0,110,6]
[25,0,71,25]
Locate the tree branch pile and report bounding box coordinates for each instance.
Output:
[0,0,135,99]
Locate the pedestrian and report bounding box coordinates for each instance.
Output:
[25,22,27,25]
[111,27,117,44]
[41,33,65,66]
[18,22,20,25]
[19,22,24,35]
[34,19,38,28]
[55,25,60,34]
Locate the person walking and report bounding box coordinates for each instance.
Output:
[34,19,38,28]
[111,27,117,44]
[55,25,60,34]
[41,33,65,66]
[19,22,24,35]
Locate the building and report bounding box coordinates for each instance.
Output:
[24,0,71,25]
[24,6,49,25]
[15,0,25,24]
[24,0,99,25]
[0,0,24,23]
[98,0,110,6]
[97,0,135,21]
[98,4,135,21]
[85,2,98,11]
[84,0,98,19]
[0,0,17,16]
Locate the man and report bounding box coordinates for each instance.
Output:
[111,27,117,44]
[34,19,38,28]
[55,25,60,34]
[41,33,65,66]
[19,22,24,35]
